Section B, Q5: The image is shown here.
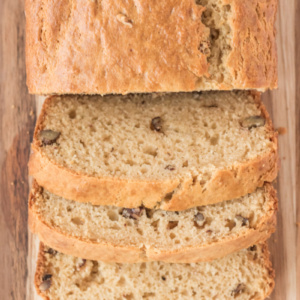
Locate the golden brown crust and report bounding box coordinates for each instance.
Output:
[259,242,276,298]
[26,0,277,94]
[225,0,278,89]
[29,147,278,210]
[28,93,279,211]
[29,183,277,263]
[34,244,50,300]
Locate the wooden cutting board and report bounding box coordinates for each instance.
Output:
[0,0,299,299]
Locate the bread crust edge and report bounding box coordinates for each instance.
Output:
[29,183,277,263]
[28,92,279,211]
[34,242,275,300]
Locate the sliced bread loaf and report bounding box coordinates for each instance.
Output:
[29,91,278,211]
[36,243,274,300]
[26,0,277,94]
[29,182,277,263]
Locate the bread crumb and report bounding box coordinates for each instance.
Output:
[277,127,287,135]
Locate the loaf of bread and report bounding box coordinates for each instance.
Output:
[29,181,277,263]
[26,0,277,94]
[29,91,278,211]
[35,243,274,300]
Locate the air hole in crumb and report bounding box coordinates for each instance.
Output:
[182,160,189,168]
[169,232,176,239]
[224,4,231,11]
[195,0,209,6]
[199,179,206,185]
[210,135,219,146]
[175,239,180,244]
[247,212,255,226]
[125,221,132,227]
[103,135,111,142]
[204,131,210,141]
[143,293,156,297]
[167,221,178,230]
[123,293,134,300]
[125,159,135,166]
[143,146,158,157]
[185,237,191,242]
[89,125,96,133]
[211,29,220,40]
[164,191,175,202]
[151,219,160,229]
[109,224,121,230]
[136,228,143,236]
[117,276,126,286]
[211,123,217,129]
[181,290,188,296]
[71,217,85,225]
[192,176,197,185]
[69,110,76,119]
[217,73,224,84]
[140,263,146,270]
[90,261,99,273]
[66,206,72,212]
[141,167,148,174]
[146,208,154,218]
[225,219,236,231]
[205,217,212,226]
[107,210,119,221]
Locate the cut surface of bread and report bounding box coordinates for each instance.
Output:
[26,0,277,94]
[29,182,277,263]
[29,91,278,211]
[35,243,275,300]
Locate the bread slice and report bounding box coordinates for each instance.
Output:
[26,0,277,94]
[35,243,275,300]
[29,91,278,211]
[29,181,277,263]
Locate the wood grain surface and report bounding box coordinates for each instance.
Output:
[0,0,299,299]
[0,0,36,299]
